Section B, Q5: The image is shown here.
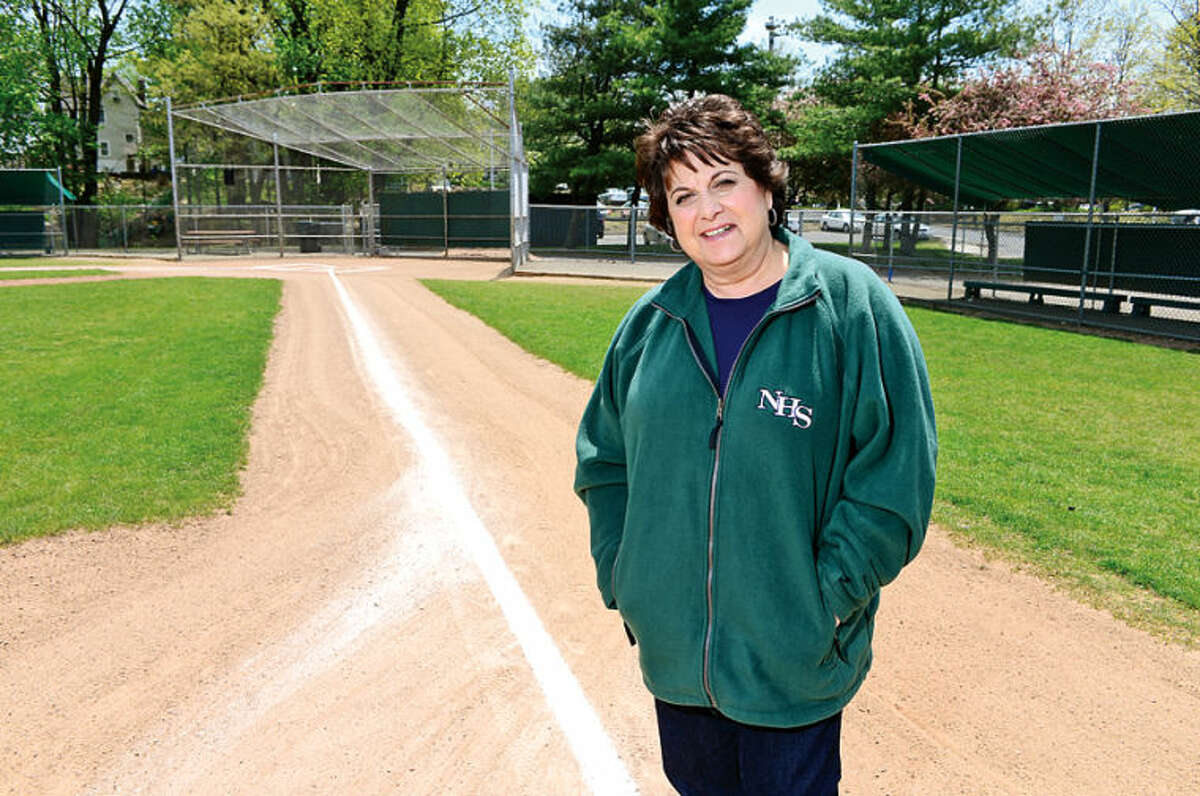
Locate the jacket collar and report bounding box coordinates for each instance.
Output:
[651,228,821,320]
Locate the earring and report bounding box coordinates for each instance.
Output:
[665,221,682,252]
[768,207,778,227]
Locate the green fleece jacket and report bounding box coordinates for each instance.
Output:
[574,230,937,728]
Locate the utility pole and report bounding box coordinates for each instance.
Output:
[765,16,779,52]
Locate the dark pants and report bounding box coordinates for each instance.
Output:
[654,700,842,796]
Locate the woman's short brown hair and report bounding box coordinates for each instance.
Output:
[635,94,787,237]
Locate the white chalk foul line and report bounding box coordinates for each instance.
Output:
[327,270,638,796]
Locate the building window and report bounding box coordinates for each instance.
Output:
[98,108,106,124]
[99,141,110,157]
[125,133,134,143]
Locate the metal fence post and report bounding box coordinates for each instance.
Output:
[887,223,895,282]
[56,166,69,255]
[442,166,449,257]
[366,169,375,255]
[166,97,183,261]
[273,135,284,257]
[629,207,637,263]
[849,141,859,252]
[1078,122,1102,321]
[947,135,963,300]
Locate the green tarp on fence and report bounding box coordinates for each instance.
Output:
[0,170,58,205]
[1024,222,1200,297]
[378,190,508,248]
[0,171,63,252]
[859,111,1200,209]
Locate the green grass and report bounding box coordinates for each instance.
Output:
[0,269,112,280]
[0,277,281,543]
[422,278,1200,643]
[424,279,652,379]
[0,258,100,268]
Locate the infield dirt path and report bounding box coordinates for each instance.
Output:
[1,255,1198,795]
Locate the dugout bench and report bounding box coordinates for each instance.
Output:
[1129,295,1200,318]
[963,280,1126,314]
[180,229,256,254]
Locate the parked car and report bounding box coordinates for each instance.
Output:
[819,209,864,232]
[785,209,803,235]
[602,196,649,221]
[877,213,931,240]
[643,224,672,246]
[597,187,629,206]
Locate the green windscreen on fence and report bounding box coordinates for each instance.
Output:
[0,171,59,205]
[860,111,1200,208]
[1024,222,1200,297]
[378,190,508,248]
[0,171,60,252]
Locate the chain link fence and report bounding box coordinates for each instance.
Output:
[8,199,1199,342]
[804,208,1200,340]
[0,204,69,255]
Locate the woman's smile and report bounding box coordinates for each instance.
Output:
[665,153,784,296]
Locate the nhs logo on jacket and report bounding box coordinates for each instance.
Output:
[756,388,813,429]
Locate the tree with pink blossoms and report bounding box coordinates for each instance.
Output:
[909,44,1148,138]
[894,44,1148,262]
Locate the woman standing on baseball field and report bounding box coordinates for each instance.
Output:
[574,94,937,795]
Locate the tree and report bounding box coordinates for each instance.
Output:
[262,0,531,84]
[0,12,42,164]
[523,0,657,202]
[135,0,530,205]
[800,0,1028,110]
[641,0,793,110]
[8,0,136,215]
[901,43,1148,261]
[526,0,795,202]
[909,44,1147,137]
[781,0,1031,211]
[1035,0,1161,91]
[1147,0,1200,109]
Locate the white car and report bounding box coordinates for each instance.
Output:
[597,187,629,205]
[819,209,863,232]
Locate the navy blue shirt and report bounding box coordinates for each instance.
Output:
[703,280,781,396]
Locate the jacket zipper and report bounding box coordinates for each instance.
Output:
[653,289,820,710]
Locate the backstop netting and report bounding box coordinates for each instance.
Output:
[167,82,525,262]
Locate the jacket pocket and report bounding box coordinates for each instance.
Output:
[830,604,870,669]
[609,544,624,609]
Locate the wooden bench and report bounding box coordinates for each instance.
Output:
[180,229,256,254]
[963,280,1126,314]
[1129,295,1200,318]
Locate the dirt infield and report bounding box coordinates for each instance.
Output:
[1,255,1198,794]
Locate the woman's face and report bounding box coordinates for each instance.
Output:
[664,153,774,276]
